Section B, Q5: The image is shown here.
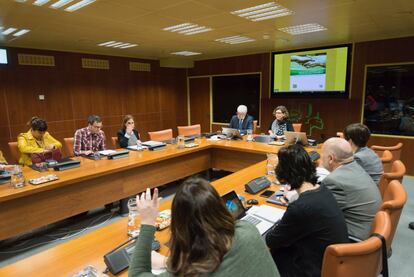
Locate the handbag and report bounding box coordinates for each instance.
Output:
[31,149,62,164]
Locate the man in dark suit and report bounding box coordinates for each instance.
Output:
[229,105,253,134]
[321,137,382,241]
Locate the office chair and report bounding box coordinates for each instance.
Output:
[321,211,391,277]
[177,124,201,137]
[148,129,173,141]
[8,142,20,164]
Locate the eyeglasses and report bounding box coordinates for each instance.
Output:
[127,122,134,125]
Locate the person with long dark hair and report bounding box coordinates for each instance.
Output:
[17,117,62,165]
[129,178,278,277]
[117,115,141,148]
[266,144,348,277]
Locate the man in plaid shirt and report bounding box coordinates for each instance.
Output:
[73,115,106,156]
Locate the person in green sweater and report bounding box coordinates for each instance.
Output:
[129,177,279,277]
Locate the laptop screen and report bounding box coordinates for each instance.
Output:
[221,191,246,219]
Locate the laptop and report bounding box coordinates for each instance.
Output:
[222,127,243,139]
[221,191,285,235]
[284,131,309,145]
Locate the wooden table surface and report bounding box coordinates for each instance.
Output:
[0,160,283,277]
[0,139,320,276]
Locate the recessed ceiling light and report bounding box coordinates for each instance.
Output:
[119,44,137,49]
[33,0,51,6]
[163,23,213,36]
[278,23,327,35]
[171,51,201,56]
[65,0,96,12]
[2,28,17,35]
[215,35,255,45]
[231,2,293,22]
[14,0,27,2]
[50,0,75,9]
[13,29,30,37]
[98,41,138,49]
[98,41,116,46]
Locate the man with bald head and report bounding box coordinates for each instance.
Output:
[321,137,381,241]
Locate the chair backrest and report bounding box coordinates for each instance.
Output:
[63,137,75,157]
[380,180,407,253]
[8,142,20,164]
[336,132,344,138]
[379,160,406,198]
[111,137,118,148]
[252,120,258,134]
[380,150,393,173]
[292,123,302,132]
[371,142,403,162]
[148,129,173,141]
[321,211,391,277]
[177,124,201,137]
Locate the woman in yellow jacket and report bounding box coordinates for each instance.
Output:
[17,117,62,166]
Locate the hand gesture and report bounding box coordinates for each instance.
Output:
[45,144,55,150]
[137,188,160,226]
[151,251,167,269]
[126,125,134,134]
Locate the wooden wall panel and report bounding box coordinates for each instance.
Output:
[0,47,187,160]
[189,36,414,174]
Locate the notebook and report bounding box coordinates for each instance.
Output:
[221,191,285,235]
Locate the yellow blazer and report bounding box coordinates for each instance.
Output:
[0,151,7,164]
[17,130,62,166]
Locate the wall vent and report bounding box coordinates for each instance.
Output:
[129,62,151,72]
[81,58,110,69]
[18,54,55,66]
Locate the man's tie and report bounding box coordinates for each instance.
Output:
[239,119,243,130]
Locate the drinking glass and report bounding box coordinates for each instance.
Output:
[127,198,140,237]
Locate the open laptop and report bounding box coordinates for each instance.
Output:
[222,191,285,235]
[284,131,309,145]
[222,127,243,139]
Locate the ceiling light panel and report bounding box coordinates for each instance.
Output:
[171,51,201,56]
[2,27,18,35]
[64,0,96,12]
[231,2,293,22]
[50,0,75,9]
[97,41,138,49]
[33,0,50,6]
[163,23,213,36]
[215,35,255,45]
[16,0,96,12]
[13,29,31,36]
[0,27,30,38]
[278,23,327,35]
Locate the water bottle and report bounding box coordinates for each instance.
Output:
[10,165,25,189]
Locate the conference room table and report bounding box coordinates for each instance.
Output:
[0,138,320,276]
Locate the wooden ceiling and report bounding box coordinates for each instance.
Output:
[0,0,413,60]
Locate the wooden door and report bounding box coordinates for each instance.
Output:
[189,77,211,132]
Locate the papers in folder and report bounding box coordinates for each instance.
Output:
[127,145,148,151]
[98,150,117,156]
[247,205,285,223]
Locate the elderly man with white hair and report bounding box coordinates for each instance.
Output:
[321,137,381,241]
[229,105,254,134]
